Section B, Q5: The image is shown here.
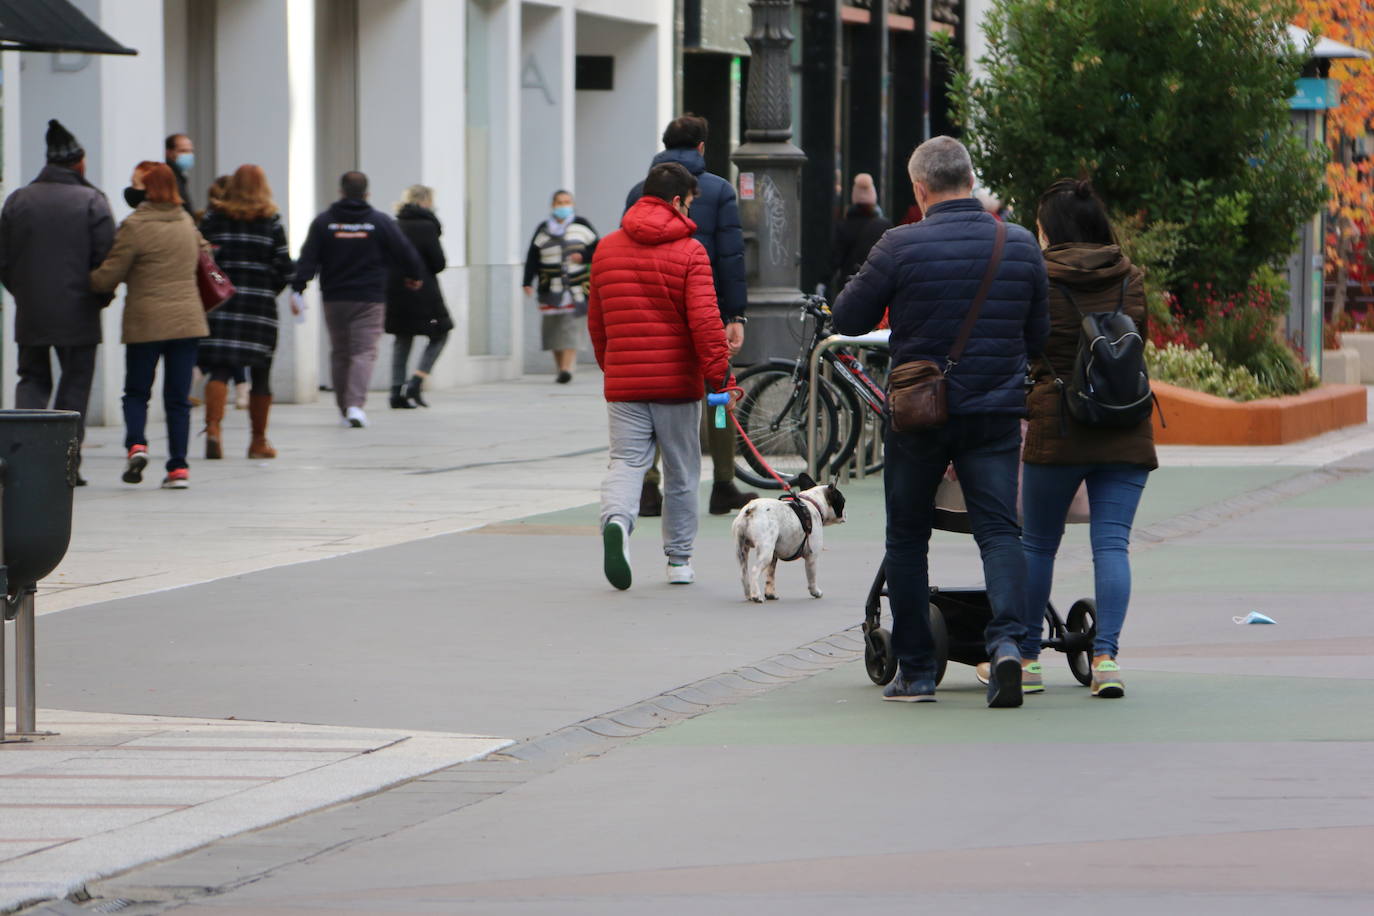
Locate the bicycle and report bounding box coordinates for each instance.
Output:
[732,295,889,490]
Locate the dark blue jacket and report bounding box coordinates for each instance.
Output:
[832,198,1049,415]
[625,148,747,319]
[293,198,424,303]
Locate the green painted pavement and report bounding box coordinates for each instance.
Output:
[636,661,1374,746]
[1280,472,1374,509]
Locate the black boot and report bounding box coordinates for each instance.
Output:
[390,385,416,409]
[709,480,758,515]
[639,480,663,517]
[405,375,429,407]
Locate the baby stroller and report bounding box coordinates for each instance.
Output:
[861,474,1097,687]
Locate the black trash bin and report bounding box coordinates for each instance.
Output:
[0,409,80,603]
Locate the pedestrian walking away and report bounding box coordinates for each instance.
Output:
[0,119,115,486]
[829,173,893,301]
[91,162,210,490]
[197,164,296,460]
[833,136,1049,707]
[591,161,736,591]
[1021,178,1156,699]
[388,184,454,408]
[625,114,755,517]
[523,189,598,384]
[293,170,425,428]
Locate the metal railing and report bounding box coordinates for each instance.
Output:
[805,329,890,480]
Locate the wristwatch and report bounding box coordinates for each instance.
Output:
[726,316,748,325]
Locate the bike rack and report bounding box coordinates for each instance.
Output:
[806,329,890,480]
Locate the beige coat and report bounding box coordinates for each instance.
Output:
[90,202,209,344]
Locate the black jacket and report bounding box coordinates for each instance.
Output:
[624,148,747,319]
[0,164,115,346]
[293,198,424,303]
[830,205,892,299]
[386,205,452,336]
[833,198,1050,416]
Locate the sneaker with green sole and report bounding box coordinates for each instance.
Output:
[1022,661,1044,694]
[602,519,632,590]
[1091,659,1125,698]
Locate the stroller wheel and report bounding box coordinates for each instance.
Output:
[864,628,898,686]
[1065,598,1097,687]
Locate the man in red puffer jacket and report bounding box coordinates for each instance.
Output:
[590,161,735,591]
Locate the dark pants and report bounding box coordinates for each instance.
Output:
[123,338,198,472]
[391,333,448,387]
[15,344,98,450]
[884,413,1026,680]
[206,363,272,397]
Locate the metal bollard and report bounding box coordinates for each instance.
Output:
[14,587,36,735]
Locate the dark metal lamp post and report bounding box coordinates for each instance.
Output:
[731,0,807,364]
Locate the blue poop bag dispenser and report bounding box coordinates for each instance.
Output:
[707,392,731,429]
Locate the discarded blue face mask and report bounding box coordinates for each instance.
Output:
[1233,612,1276,625]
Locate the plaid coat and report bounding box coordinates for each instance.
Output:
[197,211,294,368]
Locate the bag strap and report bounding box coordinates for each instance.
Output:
[946,218,1007,373]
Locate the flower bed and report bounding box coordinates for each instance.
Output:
[1152,381,1367,445]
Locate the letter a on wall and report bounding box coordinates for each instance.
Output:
[521,55,555,105]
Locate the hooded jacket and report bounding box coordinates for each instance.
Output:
[385,203,453,336]
[1023,244,1157,469]
[624,148,747,319]
[293,197,424,303]
[0,164,114,347]
[588,196,733,403]
[832,198,1050,416]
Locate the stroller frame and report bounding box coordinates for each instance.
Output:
[861,564,1098,687]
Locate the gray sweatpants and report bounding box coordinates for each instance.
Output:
[600,400,702,561]
[323,300,385,412]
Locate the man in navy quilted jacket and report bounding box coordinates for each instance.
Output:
[833,136,1049,708]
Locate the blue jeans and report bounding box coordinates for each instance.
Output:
[884,414,1026,680]
[124,338,199,472]
[1021,463,1149,659]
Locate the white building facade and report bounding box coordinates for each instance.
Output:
[0,0,675,424]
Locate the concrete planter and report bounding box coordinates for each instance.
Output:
[1322,347,1362,385]
[1152,381,1367,446]
[1339,332,1374,383]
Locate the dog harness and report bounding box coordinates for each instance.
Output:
[776,493,822,562]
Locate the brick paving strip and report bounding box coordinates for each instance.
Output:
[0,711,509,913]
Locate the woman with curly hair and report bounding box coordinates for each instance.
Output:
[197,164,295,459]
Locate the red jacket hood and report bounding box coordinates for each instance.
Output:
[622,197,697,246]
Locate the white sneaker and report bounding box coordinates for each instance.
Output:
[345,406,368,428]
[666,561,695,585]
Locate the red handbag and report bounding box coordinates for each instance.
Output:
[196,251,236,313]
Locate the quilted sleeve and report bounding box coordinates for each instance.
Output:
[684,241,731,389]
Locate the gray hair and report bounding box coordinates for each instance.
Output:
[907,136,974,194]
[398,183,434,210]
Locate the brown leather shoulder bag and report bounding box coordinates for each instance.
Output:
[889,219,1007,433]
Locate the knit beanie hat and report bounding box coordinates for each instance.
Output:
[45,119,84,165]
[852,173,877,207]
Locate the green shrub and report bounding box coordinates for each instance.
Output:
[1146,342,1267,401]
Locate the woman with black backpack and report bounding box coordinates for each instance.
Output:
[1020,178,1157,699]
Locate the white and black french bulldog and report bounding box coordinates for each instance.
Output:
[730,474,846,603]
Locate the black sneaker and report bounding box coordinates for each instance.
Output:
[555,371,572,384]
[986,641,1024,708]
[639,480,663,517]
[709,481,758,515]
[882,674,936,702]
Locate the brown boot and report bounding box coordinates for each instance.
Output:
[204,379,227,459]
[247,394,277,459]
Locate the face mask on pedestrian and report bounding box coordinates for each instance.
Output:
[675,195,694,218]
[173,152,195,173]
[123,186,147,208]
[551,204,574,221]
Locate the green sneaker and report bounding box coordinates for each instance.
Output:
[1022,661,1044,694]
[602,519,632,590]
[1091,659,1125,698]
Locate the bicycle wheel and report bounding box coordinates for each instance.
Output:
[732,368,839,489]
[826,369,886,478]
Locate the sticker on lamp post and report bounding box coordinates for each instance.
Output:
[739,172,755,200]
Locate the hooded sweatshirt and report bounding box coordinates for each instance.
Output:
[1023,243,1157,469]
[588,196,733,403]
[293,197,424,303]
